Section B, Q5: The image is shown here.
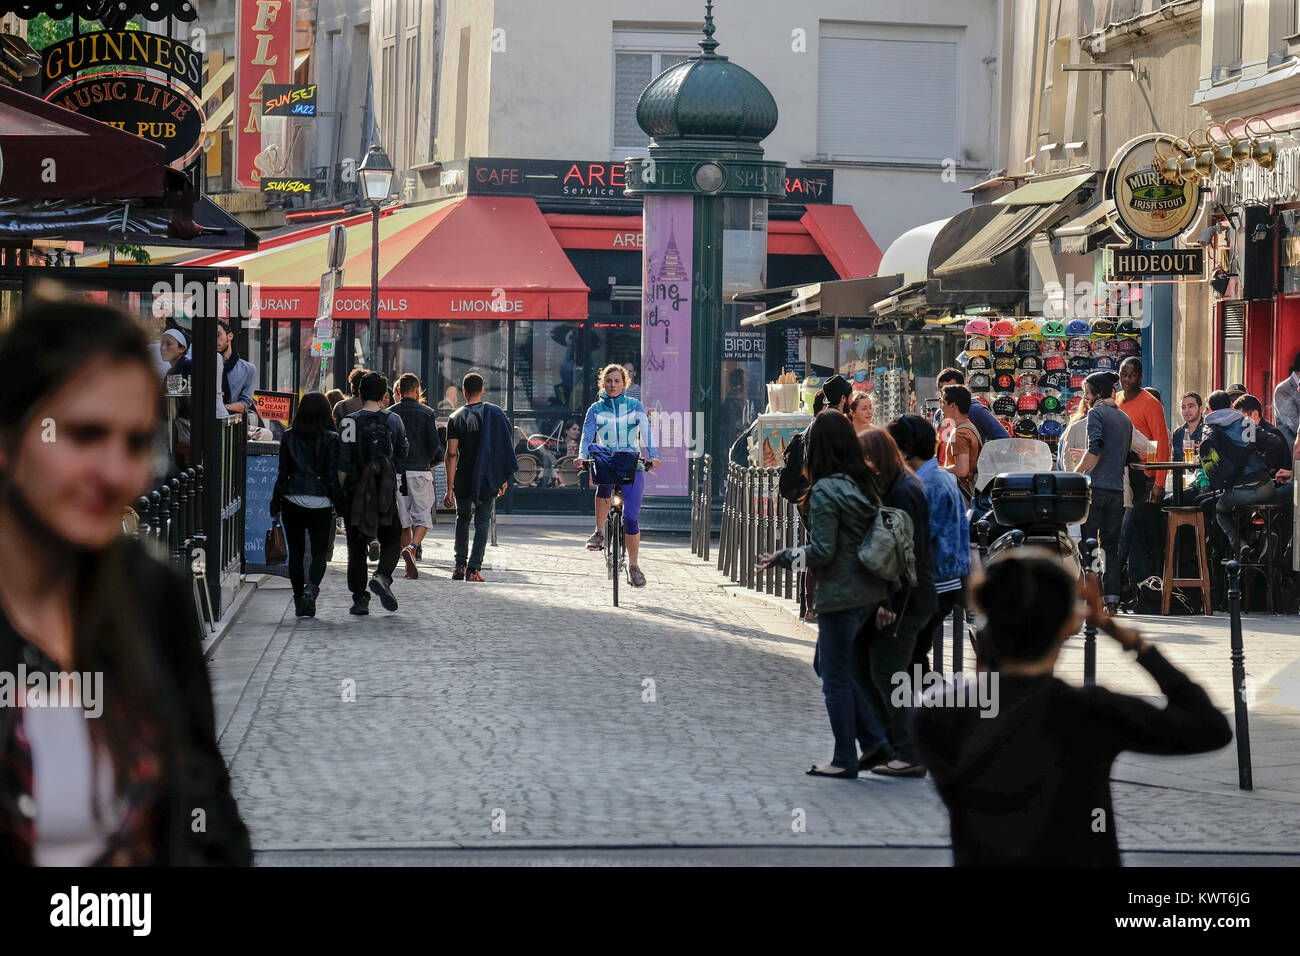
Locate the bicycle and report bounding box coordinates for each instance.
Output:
[580,449,655,607]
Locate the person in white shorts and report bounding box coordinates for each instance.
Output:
[388,373,445,579]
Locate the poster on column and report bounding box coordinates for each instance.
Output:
[641,194,693,495]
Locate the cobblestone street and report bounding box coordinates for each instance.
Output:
[209,525,1300,862]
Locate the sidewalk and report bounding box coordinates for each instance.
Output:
[208,524,1300,859]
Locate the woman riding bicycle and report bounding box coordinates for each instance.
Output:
[574,364,660,587]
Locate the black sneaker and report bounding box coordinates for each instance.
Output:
[369,573,398,611]
[302,586,317,618]
[415,545,423,561]
[293,594,308,617]
[349,599,369,616]
[452,564,466,581]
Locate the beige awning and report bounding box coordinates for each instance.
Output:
[991,171,1094,206]
[932,203,1064,277]
[1054,198,1117,237]
[740,284,821,327]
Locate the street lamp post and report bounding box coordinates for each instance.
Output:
[358,145,394,374]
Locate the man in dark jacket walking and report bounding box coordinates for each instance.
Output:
[443,372,516,581]
[339,372,408,615]
[389,372,444,579]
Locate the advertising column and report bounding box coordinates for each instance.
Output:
[641,194,694,495]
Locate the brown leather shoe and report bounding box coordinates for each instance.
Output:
[467,570,485,582]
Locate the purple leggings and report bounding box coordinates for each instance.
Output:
[597,468,646,535]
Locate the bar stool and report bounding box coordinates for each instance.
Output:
[1161,506,1212,615]
[1233,504,1287,614]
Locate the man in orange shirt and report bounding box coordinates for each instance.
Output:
[1116,357,1171,607]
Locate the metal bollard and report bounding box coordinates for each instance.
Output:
[169,478,183,567]
[742,469,753,589]
[148,490,163,542]
[701,455,711,563]
[1082,537,1098,688]
[134,495,151,542]
[1225,560,1254,791]
[949,603,963,674]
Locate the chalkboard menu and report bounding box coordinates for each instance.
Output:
[245,448,286,577]
[784,328,806,379]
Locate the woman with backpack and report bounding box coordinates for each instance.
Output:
[856,426,935,778]
[271,391,343,617]
[757,411,894,779]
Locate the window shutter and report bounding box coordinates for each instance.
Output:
[614,53,653,151]
[817,36,958,164]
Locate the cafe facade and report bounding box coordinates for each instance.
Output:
[192,156,883,513]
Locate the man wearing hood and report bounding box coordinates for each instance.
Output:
[1200,389,1277,554]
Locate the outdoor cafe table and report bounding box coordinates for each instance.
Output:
[1136,460,1203,507]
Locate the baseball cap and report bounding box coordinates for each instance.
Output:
[1117,338,1141,358]
[1039,338,1068,355]
[973,394,991,408]
[1014,319,1041,339]
[1039,394,1064,415]
[1069,373,1086,391]
[1013,418,1039,438]
[1065,318,1091,337]
[993,394,1017,416]
[967,354,991,371]
[966,334,990,353]
[964,318,992,337]
[991,318,1016,337]
[1044,354,1067,371]
[1093,355,1117,372]
[1015,338,1041,358]
[997,416,1015,434]
[1065,395,1083,416]
[1068,355,1093,373]
[994,356,1017,373]
[1090,318,1116,335]
[1116,317,1141,337]
[1067,337,1093,357]
[1016,394,1041,413]
[1016,372,1041,389]
[968,372,991,391]
[992,373,1015,392]
[1037,418,1065,439]
[1017,354,1042,371]
[1091,338,1117,355]
[1042,371,1069,392]
[992,336,1014,355]
[1041,318,1067,337]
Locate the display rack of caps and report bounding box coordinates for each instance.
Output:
[962,315,1144,449]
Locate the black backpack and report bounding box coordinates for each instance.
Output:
[778,430,809,503]
[358,412,394,466]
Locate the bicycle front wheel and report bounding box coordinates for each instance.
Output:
[609,511,623,607]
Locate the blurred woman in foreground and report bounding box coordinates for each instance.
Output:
[0,297,251,865]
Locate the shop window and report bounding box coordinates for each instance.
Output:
[432,320,506,414]
[275,322,294,392]
[1280,210,1300,294]
[1221,301,1245,389]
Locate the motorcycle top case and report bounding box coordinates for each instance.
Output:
[990,472,1090,527]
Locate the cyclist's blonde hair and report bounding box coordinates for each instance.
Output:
[598,363,628,389]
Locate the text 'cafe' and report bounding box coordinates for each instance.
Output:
[191,157,881,513]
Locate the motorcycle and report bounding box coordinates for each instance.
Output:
[967,438,1090,579]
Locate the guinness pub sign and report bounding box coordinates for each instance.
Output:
[40,29,205,170]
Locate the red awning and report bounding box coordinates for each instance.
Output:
[800,204,882,279]
[0,84,168,200]
[189,196,589,320]
[543,205,874,270]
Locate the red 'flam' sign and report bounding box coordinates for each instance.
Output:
[235,0,292,189]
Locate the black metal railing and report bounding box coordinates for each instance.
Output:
[214,416,247,603]
[715,463,804,606]
[133,466,203,571]
[689,454,712,561]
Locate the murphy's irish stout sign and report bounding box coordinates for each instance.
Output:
[40,29,205,170]
[1108,134,1203,242]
